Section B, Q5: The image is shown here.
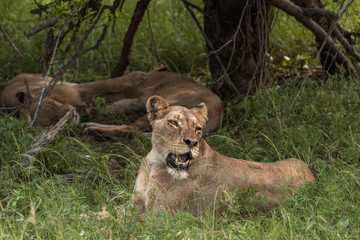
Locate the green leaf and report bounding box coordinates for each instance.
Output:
[71,17,79,25]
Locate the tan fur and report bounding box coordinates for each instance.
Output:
[133,96,316,215]
[0,71,223,135]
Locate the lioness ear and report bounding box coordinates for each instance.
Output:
[146,95,170,122]
[191,102,208,127]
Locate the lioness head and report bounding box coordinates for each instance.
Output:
[15,92,80,126]
[146,95,208,179]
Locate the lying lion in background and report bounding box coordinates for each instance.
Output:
[133,96,316,215]
[0,71,223,138]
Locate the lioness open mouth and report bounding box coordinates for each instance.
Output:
[166,153,192,170]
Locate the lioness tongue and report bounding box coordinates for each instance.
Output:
[179,154,188,162]
[170,153,188,163]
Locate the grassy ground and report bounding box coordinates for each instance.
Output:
[1,75,360,239]
[1,0,360,239]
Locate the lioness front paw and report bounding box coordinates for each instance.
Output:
[81,122,137,140]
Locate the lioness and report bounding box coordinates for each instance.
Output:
[133,96,316,215]
[0,71,223,137]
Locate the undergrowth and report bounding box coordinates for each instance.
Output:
[1,76,360,239]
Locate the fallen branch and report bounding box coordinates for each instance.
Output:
[15,108,76,174]
[0,24,23,59]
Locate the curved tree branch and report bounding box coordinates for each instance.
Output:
[111,0,151,78]
[271,0,358,79]
[0,24,23,59]
[27,17,57,38]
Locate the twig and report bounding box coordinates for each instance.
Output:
[4,105,23,118]
[15,108,76,175]
[0,24,23,59]
[37,3,117,107]
[181,0,207,16]
[181,0,240,96]
[338,0,354,17]
[146,9,162,66]
[0,106,24,110]
[24,1,121,123]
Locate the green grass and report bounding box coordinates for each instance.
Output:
[1,76,360,239]
[1,0,360,238]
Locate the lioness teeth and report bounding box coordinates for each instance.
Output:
[175,157,189,165]
[167,152,191,170]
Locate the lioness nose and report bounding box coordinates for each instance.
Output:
[184,139,198,148]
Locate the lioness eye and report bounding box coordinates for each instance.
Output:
[195,126,202,131]
[168,120,179,127]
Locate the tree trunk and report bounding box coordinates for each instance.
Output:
[203,0,272,96]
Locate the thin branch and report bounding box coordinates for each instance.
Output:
[146,9,162,65]
[0,24,23,59]
[30,32,62,127]
[65,20,81,53]
[81,24,109,54]
[338,0,354,17]
[0,106,23,110]
[40,1,122,94]
[109,0,125,35]
[26,17,57,37]
[21,1,121,124]
[1,105,23,118]
[181,0,207,16]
